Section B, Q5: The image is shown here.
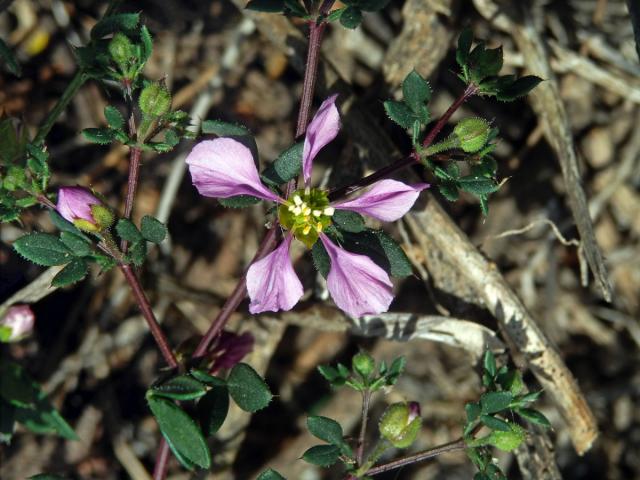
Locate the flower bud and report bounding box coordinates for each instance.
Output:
[108,33,135,66]
[0,305,35,342]
[352,351,375,379]
[139,82,172,117]
[453,117,491,153]
[379,401,422,448]
[56,186,114,233]
[486,423,526,451]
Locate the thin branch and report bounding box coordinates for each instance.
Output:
[356,389,372,466]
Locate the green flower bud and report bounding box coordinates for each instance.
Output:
[379,402,422,448]
[486,423,526,451]
[453,117,491,153]
[352,351,375,379]
[139,82,172,117]
[108,33,135,66]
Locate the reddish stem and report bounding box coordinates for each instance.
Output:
[421,84,478,148]
[152,440,171,480]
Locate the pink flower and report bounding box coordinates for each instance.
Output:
[186,95,428,317]
[56,187,102,224]
[210,331,254,372]
[0,305,35,342]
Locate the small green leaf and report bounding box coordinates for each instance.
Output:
[473,46,503,82]
[262,142,303,186]
[438,182,459,202]
[129,240,147,266]
[0,38,21,76]
[495,75,543,101]
[480,414,510,432]
[516,408,551,427]
[49,211,82,235]
[317,365,340,382]
[465,402,481,423]
[197,384,229,436]
[518,391,542,404]
[302,444,341,467]
[483,350,496,377]
[496,370,524,395]
[340,229,413,277]
[147,396,211,469]
[227,363,272,412]
[458,175,499,196]
[332,210,365,233]
[59,232,92,257]
[116,219,143,243]
[307,416,344,446]
[480,391,513,415]
[384,356,406,385]
[340,6,363,29]
[402,70,431,113]
[201,120,251,137]
[384,100,418,129]
[284,0,308,16]
[257,469,287,480]
[456,27,473,68]
[246,0,285,12]
[82,128,115,145]
[104,106,124,130]
[51,259,89,287]
[218,195,261,208]
[189,370,226,387]
[140,215,167,243]
[140,25,153,64]
[13,233,72,266]
[151,375,208,401]
[91,13,140,39]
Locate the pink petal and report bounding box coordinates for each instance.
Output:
[0,304,35,342]
[302,94,340,184]
[246,234,303,313]
[332,180,429,222]
[56,187,102,224]
[211,331,254,372]
[319,234,393,318]
[186,138,281,202]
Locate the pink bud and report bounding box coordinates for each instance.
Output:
[408,401,421,422]
[56,187,102,225]
[211,331,254,372]
[0,305,35,342]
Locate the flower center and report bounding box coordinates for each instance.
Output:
[278,188,334,248]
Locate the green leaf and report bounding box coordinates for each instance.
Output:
[140,215,167,243]
[483,350,496,377]
[51,259,89,287]
[59,232,92,257]
[140,25,153,64]
[284,0,308,16]
[246,0,285,12]
[517,391,542,404]
[151,375,208,401]
[495,75,543,101]
[480,391,513,415]
[465,402,481,423]
[0,38,21,76]
[262,142,303,186]
[0,362,39,407]
[13,233,72,266]
[197,384,229,436]
[385,356,406,385]
[307,416,344,446]
[496,370,524,395]
[317,365,340,382]
[49,211,81,235]
[302,444,341,467]
[82,128,115,145]
[516,408,551,427]
[480,414,510,432]
[227,363,272,412]
[456,27,473,68]
[257,469,287,480]
[311,240,330,278]
[218,195,261,208]
[384,100,417,129]
[91,13,140,39]
[128,240,146,266]
[189,369,226,387]
[332,210,365,233]
[28,475,68,480]
[147,396,211,469]
[116,219,143,242]
[340,229,413,277]
[402,70,431,112]
[340,6,363,29]
[474,47,503,81]
[458,175,499,196]
[201,119,252,137]
[104,105,124,130]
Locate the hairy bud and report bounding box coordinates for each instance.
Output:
[379,401,422,448]
[0,305,35,342]
[56,187,114,233]
[453,117,491,153]
[139,82,172,117]
[108,33,135,66]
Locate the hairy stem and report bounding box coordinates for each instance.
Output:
[295,20,326,138]
[356,389,372,466]
[328,84,478,201]
[363,439,466,477]
[120,264,178,368]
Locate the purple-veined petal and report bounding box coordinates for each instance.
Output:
[246,234,303,313]
[186,138,282,202]
[332,179,429,222]
[56,187,102,224]
[302,94,340,184]
[319,234,393,318]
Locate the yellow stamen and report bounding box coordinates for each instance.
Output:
[303,206,312,216]
[316,222,323,232]
[302,225,311,235]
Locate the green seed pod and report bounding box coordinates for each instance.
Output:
[453,117,491,153]
[108,33,135,66]
[139,82,172,117]
[379,402,422,448]
[352,351,375,379]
